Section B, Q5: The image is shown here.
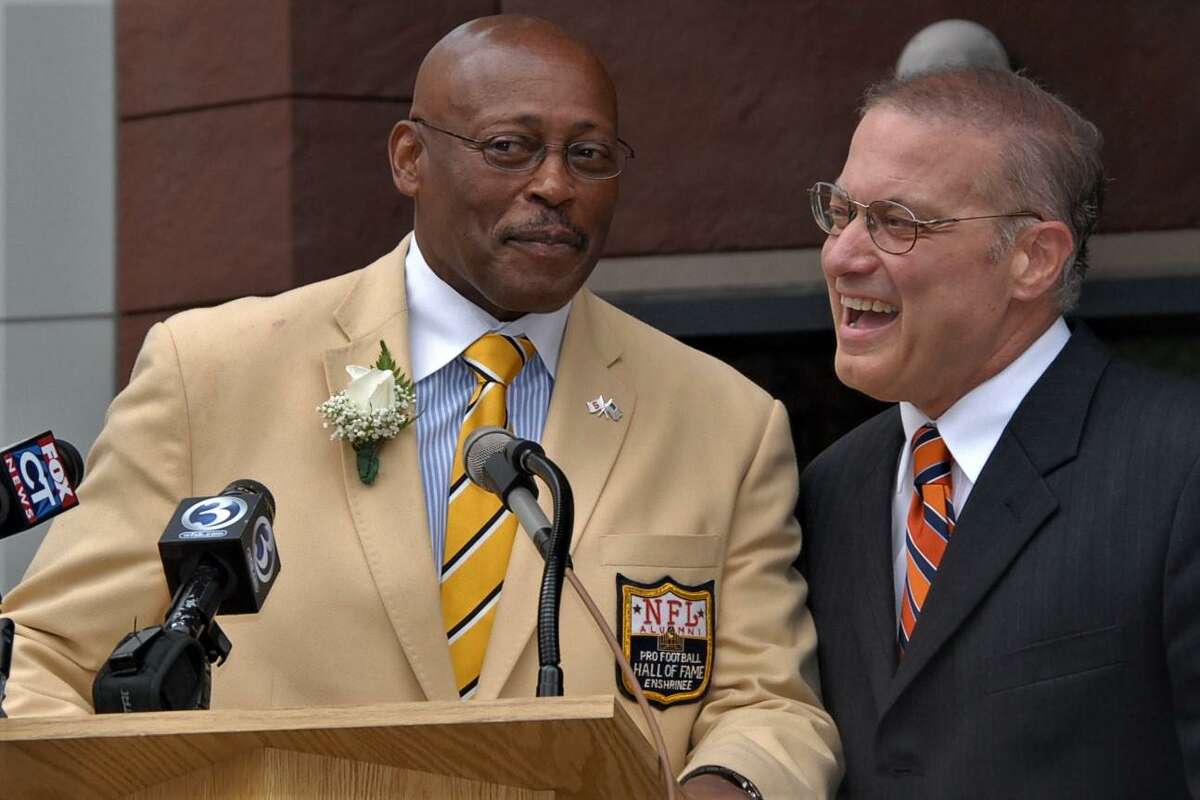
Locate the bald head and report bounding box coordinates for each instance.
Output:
[389,14,624,321]
[412,15,617,128]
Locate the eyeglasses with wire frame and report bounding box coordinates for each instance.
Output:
[411,117,634,181]
[808,181,1043,255]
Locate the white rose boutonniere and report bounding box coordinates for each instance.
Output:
[318,340,416,485]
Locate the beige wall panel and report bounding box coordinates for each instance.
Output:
[118,0,497,117]
[118,101,294,313]
[290,99,413,288]
[116,98,414,376]
[118,0,291,117]
[289,1,496,98]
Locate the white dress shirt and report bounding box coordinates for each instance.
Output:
[406,235,571,570]
[891,318,1071,623]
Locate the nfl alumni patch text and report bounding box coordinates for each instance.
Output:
[616,574,714,708]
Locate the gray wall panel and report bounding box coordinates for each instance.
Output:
[0,0,115,595]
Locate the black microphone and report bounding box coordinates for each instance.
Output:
[0,618,13,718]
[464,427,554,559]
[463,427,574,697]
[0,431,84,541]
[92,479,281,713]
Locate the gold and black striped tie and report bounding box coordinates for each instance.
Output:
[441,332,536,699]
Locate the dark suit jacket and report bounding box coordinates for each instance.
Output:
[799,328,1200,799]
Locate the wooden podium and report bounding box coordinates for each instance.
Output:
[0,695,665,799]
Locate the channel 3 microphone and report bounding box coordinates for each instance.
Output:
[92,479,281,713]
[0,431,84,540]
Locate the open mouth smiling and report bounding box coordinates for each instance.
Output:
[841,295,898,329]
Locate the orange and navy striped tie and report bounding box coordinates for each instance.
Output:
[898,424,956,655]
[441,333,536,699]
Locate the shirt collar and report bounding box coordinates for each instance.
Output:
[405,234,571,381]
[898,317,1071,491]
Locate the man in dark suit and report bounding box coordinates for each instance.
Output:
[798,67,1200,798]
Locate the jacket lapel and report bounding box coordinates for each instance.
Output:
[323,236,458,702]
[882,326,1111,713]
[844,415,908,710]
[478,291,634,697]
[884,435,1058,709]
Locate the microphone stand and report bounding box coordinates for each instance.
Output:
[515,444,573,699]
[509,444,679,800]
[465,430,679,798]
[565,569,679,800]
[92,556,233,713]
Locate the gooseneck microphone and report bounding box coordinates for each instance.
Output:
[464,427,573,698]
[464,428,561,561]
[92,479,281,713]
[0,431,84,541]
[462,428,679,800]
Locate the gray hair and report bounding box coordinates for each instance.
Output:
[861,68,1104,311]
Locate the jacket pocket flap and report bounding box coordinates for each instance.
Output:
[987,625,1125,694]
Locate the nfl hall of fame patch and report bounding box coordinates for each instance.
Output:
[616,574,714,708]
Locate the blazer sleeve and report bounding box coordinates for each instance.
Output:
[681,399,844,797]
[1165,454,1200,797]
[0,322,192,716]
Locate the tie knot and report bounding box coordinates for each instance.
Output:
[462,333,535,386]
[911,424,953,487]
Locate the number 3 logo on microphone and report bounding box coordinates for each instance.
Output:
[181,496,249,532]
[252,517,277,583]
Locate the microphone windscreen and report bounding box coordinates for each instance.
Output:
[0,431,83,537]
[56,439,85,488]
[463,426,513,492]
[220,478,275,520]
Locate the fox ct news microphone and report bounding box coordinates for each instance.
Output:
[92,479,281,714]
[0,430,82,715]
[0,430,84,541]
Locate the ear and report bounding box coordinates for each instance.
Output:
[388,120,422,197]
[1010,220,1074,302]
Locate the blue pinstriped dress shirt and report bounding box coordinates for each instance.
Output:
[404,236,568,574]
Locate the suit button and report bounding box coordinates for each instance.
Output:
[883,755,920,777]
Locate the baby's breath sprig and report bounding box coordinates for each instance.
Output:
[317,339,417,484]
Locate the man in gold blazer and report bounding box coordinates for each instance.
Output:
[0,15,840,798]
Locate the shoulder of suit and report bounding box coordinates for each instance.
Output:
[158,266,365,349]
[803,405,900,481]
[581,291,775,407]
[1100,354,1200,405]
[1093,354,1200,453]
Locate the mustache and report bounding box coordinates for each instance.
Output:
[499,214,588,250]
